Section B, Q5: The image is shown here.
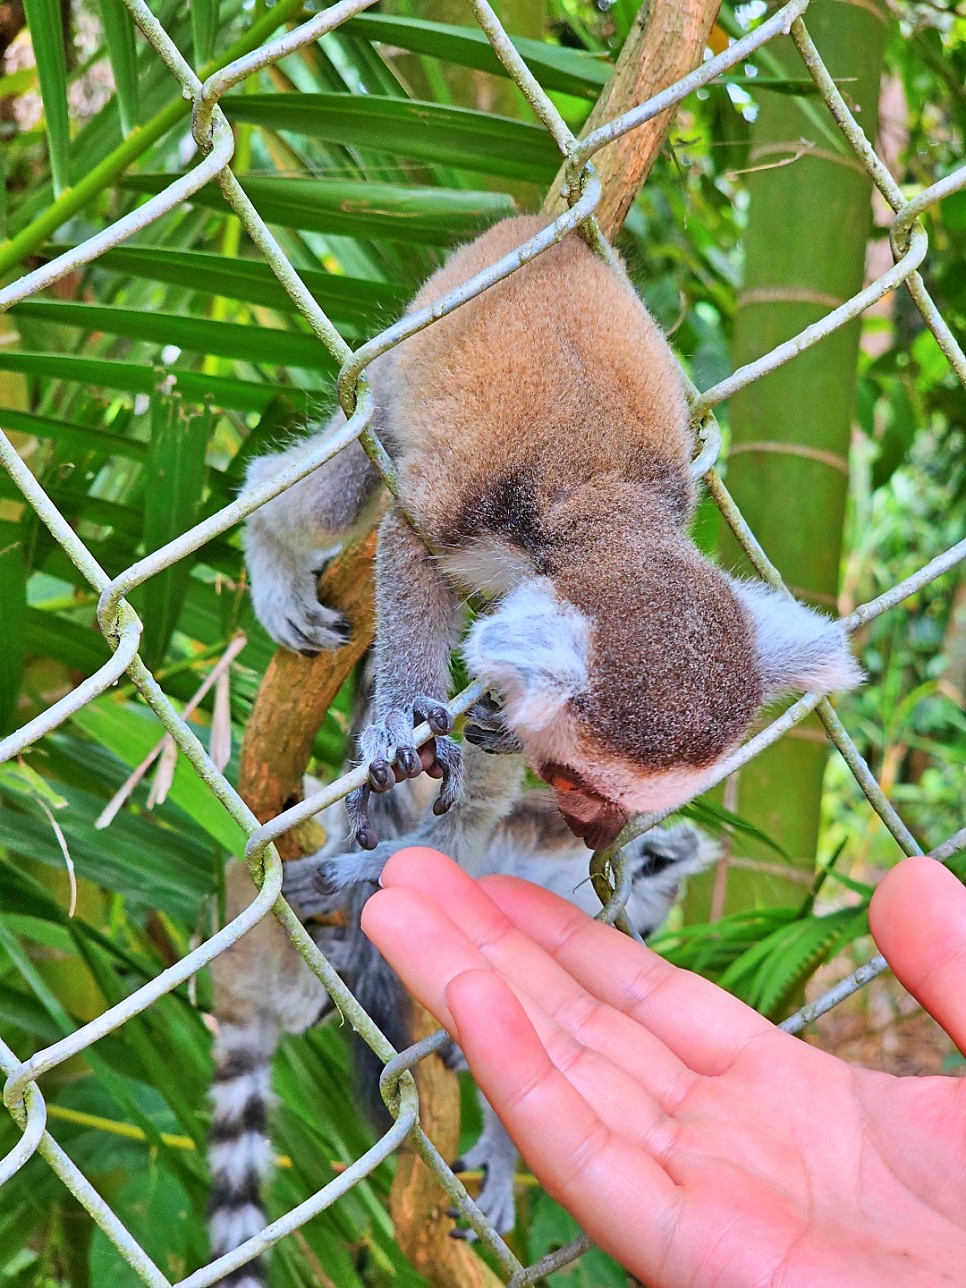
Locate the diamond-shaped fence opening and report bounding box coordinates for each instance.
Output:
[0,0,964,1283]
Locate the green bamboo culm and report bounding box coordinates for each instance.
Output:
[689,0,891,919]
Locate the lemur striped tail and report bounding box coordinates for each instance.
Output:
[208,1014,279,1288]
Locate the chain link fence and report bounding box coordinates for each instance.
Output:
[1,0,964,1283]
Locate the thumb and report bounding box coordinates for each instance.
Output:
[869,856,966,1055]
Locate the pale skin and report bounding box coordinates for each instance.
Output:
[362,851,966,1288]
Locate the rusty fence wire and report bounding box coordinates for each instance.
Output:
[1,0,965,1283]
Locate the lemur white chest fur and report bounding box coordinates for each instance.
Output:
[244,214,862,851]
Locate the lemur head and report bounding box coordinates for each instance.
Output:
[463,541,862,850]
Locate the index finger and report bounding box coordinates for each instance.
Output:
[481,874,776,1076]
[870,855,966,1054]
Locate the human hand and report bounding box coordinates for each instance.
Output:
[361,851,966,1288]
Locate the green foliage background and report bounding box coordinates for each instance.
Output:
[0,1,963,1284]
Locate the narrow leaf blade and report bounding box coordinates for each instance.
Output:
[22,0,70,194]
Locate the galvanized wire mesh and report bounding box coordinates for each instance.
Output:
[1,0,965,1283]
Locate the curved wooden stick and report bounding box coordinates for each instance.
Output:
[238,524,379,850]
[543,0,722,235]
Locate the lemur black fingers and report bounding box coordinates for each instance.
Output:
[439,1039,463,1072]
[466,692,503,725]
[323,613,351,645]
[463,693,523,755]
[282,852,328,902]
[346,783,378,849]
[446,1203,479,1242]
[352,704,456,840]
[284,856,344,918]
[285,619,321,657]
[463,724,523,754]
[431,738,463,815]
[412,697,453,738]
[279,605,349,655]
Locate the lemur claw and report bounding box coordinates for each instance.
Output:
[346,783,378,849]
[395,746,422,779]
[367,760,395,794]
[421,703,453,737]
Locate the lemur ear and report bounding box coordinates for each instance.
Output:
[463,580,589,734]
[733,580,864,697]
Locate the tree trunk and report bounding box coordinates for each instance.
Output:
[689,1,890,920]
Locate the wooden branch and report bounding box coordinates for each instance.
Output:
[389,1004,502,1288]
[238,524,379,855]
[543,0,722,239]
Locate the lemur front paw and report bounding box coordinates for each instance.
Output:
[346,701,462,848]
[245,513,348,656]
[281,850,363,917]
[463,693,523,756]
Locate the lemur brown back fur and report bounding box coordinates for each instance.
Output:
[394,216,761,771]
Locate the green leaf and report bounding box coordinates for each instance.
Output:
[100,0,140,136]
[26,607,110,676]
[88,1168,206,1287]
[0,778,213,919]
[0,67,36,100]
[22,0,70,195]
[122,174,515,244]
[872,379,918,491]
[191,0,220,66]
[223,94,561,183]
[0,406,148,463]
[0,758,68,809]
[528,1194,626,1286]
[11,299,339,373]
[346,13,610,100]
[137,393,210,670]
[89,246,410,329]
[0,352,308,414]
[720,907,866,1018]
[0,522,26,733]
[68,698,247,855]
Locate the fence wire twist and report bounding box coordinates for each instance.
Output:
[1,0,965,1283]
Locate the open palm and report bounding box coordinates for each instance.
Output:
[363,851,966,1288]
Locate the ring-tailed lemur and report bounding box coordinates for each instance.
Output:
[208,738,716,1283]
[224,213,859,1282]
[243,215,862,861]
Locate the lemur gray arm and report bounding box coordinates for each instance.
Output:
[244,410,383,654]
[346,507,466,847]
[243,350,400,655]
